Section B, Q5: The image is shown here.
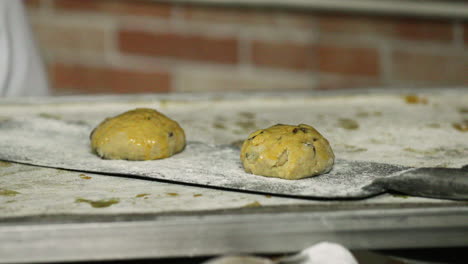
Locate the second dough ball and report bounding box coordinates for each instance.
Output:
[90,108,185,160]
[240,124,334,180]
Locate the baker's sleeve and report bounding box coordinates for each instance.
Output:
[0,0,49,97]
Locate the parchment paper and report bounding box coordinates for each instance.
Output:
[0,116,408,198]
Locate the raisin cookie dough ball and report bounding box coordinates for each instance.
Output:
[90,108,185,160]
[240,124,334,180]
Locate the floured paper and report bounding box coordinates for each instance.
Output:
[0,117,407,198]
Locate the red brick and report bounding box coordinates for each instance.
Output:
[391,51,465,83]
[393,18,453,42]
[464,23,468,46]
[53,0,171,17]
[318,14,393,35]
[118,30,238,64]
[251,41,316,70]
[183,5,276,25]
[317,45,380,76]
[52,0,96,10]
[23,0,41,8]
[318,75,381,90]
[50,63,171,94]
[318,13,453,43]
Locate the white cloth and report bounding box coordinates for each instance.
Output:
[0,0,48,97]
[203,242,358,264]
[295,242,358,264]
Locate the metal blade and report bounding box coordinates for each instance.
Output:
[369,167,468,200]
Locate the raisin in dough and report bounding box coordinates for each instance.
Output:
[240,124,334,180]
[90,108,185,160]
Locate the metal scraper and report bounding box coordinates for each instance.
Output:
[364,165,468,200]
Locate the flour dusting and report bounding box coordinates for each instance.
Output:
[1,91,467,198]
[0,116,407,198]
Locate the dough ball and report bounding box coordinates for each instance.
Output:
[90,108,185,160]
[240,124,334,180]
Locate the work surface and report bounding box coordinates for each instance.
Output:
[0,89,467,263]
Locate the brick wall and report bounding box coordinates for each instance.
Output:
[25,0,468,95]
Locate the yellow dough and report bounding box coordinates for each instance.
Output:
[240,124,334,180]
[90,108,185,160]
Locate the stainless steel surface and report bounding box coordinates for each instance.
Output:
[368,167,468,200]
[1,207,467,263]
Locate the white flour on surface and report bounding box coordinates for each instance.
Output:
[0,91,467,198]
[0,117,407,198]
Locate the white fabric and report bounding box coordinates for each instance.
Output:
[297,242,358,264]
[203,242,358,264]
[0,0,48,97]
